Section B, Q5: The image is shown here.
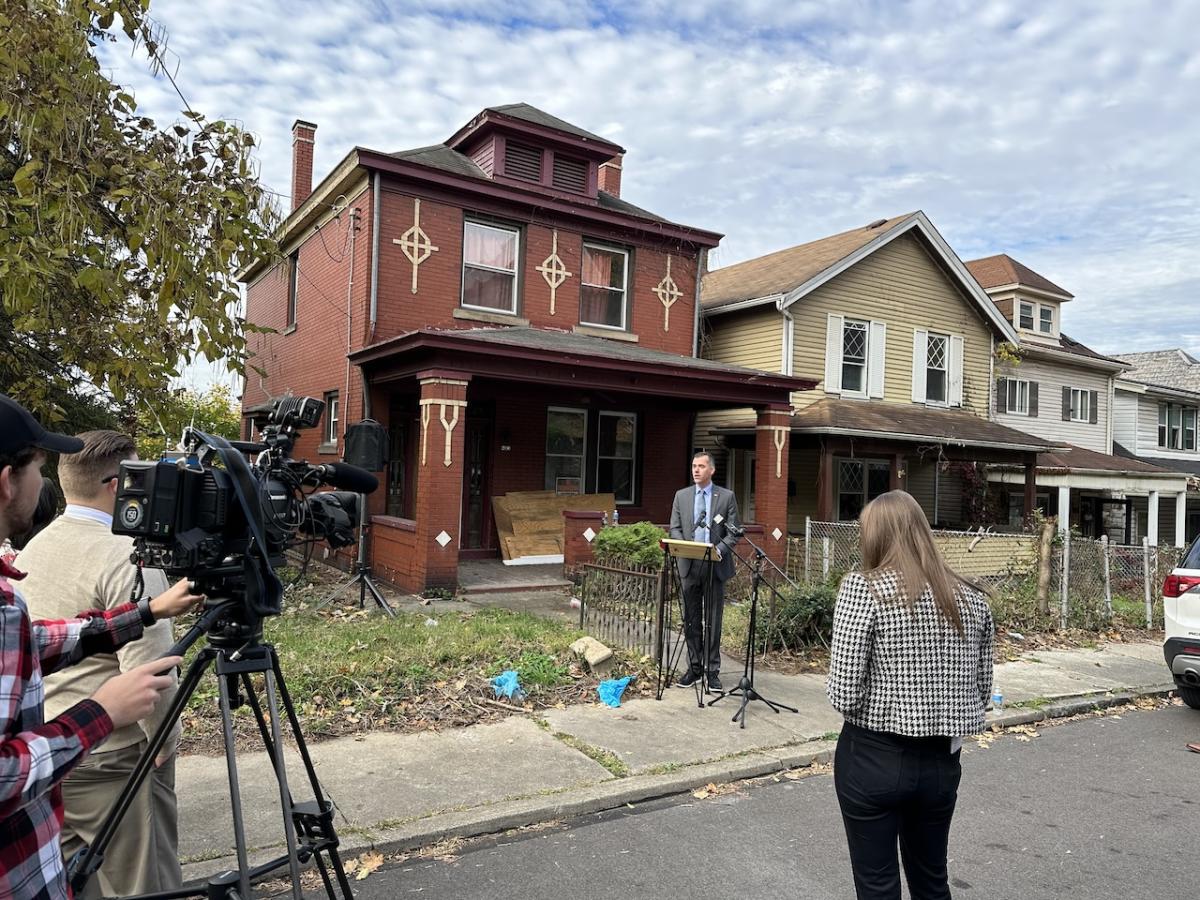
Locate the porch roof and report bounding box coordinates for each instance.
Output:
[1034,444,1178,477]
[715,398,1061,454]
[349,326,816,407]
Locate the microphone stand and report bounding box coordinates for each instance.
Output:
[708,543,798,728]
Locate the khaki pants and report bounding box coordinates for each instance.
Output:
[60,742,182,899]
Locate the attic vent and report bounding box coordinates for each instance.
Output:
[866,218,888,230]
[552,155,588,193]
[504,142,543,182]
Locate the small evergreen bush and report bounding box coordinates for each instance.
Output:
[592,521,667,569]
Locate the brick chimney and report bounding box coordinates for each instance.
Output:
[291,120,317,211]
[598,153,623,198]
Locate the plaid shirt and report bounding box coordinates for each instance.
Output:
[0,559,144,900]
[827,570,994,738]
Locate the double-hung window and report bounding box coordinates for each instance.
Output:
[1003,378,1030,415]
[462,221,519,313]
[580,243,628,329]
[545,408,639,504]
[286,250,299,328]
[841,320,869,396]
[1069,388,1091,423]
[323,391,339,445]
[926,333,949,404]
[1160,403,1199,450]
[1018,302,1034,330]
[1039,306,1054,334]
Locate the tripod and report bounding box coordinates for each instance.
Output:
[316,493,394,616]
[69,602,354,900]
[708,546,798,728]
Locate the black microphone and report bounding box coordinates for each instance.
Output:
[313,462,379,494]
[694,509,707,530]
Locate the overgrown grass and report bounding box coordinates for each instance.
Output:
[179,607,651,749]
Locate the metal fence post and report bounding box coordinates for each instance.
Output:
[822,535,831,580]
[1059,530,1070,630]
[1100,534,1112,619]
[804,517,812,584]
[1143,536,1153,628]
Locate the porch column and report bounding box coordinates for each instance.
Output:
[816,440,835,522]
[1176,493,1187,548]
[889,454,907,493]
[416,370,470,589]
[754,405,791,570]
[1148,490,1159,546]
[1057,484,1071,535]
[1023,453,1037,526]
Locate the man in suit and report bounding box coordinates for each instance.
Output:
[669,451,743,693]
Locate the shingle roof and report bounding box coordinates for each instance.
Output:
[487,103,614,146]
[964,254,1073,298]
[1113,349,1200,395]
[390,144,488,180]
[1036,443,1178,476]
[1114,443,1200,479]
[701,213,920,310]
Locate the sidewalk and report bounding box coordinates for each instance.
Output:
[175,639,1174,879]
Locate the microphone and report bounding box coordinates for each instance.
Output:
[694,509,707,530]
[313,462,379,494]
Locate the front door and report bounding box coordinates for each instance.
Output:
[461,414,492,550]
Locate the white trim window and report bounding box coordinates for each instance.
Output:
[925,333,949,404]
[462,221,519,313]
[841,319,869,396]
[1069,388,1091,423]
[1018,301,1034,330]
[1159,403,1198,451]
[324,391,339,444]
[1003,377,1030,415]
[580,243,628,329]
[1039,305,1054,334]
[596,411,636,503]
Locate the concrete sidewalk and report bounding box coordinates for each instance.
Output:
[175,639,1175,879]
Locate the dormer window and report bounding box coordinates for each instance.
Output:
[1039,306,1054,334]
[504,142,543,182]
[1018,302,1034,330]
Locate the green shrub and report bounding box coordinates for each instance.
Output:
[751,581,838,652]
[592,521,667,569]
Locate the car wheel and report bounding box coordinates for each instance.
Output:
[1179,685,1200,710]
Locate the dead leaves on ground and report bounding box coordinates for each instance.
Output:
[691,781,740,800]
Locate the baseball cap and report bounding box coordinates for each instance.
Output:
[0,394,85,457]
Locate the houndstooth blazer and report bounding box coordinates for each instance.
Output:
[827,569,994,738]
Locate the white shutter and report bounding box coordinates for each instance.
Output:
[911,329,928,403]
[868,321,886,398]
[949,334,964,407]
[824,314,844,394]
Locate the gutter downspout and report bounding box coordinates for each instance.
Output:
[369,170,381,338]
[779,297,794,377]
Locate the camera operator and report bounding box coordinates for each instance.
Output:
[0,395,202,900]
[20,431,184,899]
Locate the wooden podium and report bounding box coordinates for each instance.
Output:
[656,539,717,704]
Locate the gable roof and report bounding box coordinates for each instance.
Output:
[701,211,1018,342]
[1114,348,1200,394]
[964,254,1073,299]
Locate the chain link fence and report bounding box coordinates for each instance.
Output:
[787,518,1182,632]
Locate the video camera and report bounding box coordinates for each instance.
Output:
[111,395,378,640]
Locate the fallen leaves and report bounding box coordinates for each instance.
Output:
[691,781,739,800]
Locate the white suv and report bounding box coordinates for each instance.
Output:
[1164,537,1200,710]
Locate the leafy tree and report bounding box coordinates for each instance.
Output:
[135,383,241,460]
[0,0,278,417]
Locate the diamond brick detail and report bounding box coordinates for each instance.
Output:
[583,527,597,543]
[772,527,783,541]
[436,530,452,547]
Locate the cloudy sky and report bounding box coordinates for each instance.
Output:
[100,0,1200,369]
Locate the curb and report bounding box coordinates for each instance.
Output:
[180,682,1178,883]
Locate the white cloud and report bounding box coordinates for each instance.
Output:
[99,0,1200,366]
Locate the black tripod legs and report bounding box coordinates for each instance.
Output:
[708,675,799,728]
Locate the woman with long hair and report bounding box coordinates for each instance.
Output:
[827,490,994,900]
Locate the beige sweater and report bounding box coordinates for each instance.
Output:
[17,513,181,756]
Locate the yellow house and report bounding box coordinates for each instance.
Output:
[698,211,1057,528]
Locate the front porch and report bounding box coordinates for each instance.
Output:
[350,326,813,593]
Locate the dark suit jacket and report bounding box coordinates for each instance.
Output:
[668,483,743,584]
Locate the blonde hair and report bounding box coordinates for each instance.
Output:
[858,490,975,634]
[58,430,136,500]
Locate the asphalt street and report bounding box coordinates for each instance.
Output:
[341,704,1198,900]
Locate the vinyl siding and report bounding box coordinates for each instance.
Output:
[1112,388,1139,451]
[788,446,821,531]
[695,306,784,456]
[995,357,1111,453]
[788,233,993,416]
[1136,392,1200,461]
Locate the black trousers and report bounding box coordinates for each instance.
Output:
[834,720,963,900]
[681,564,724,674]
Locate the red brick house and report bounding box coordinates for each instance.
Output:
[240,104,812,592]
